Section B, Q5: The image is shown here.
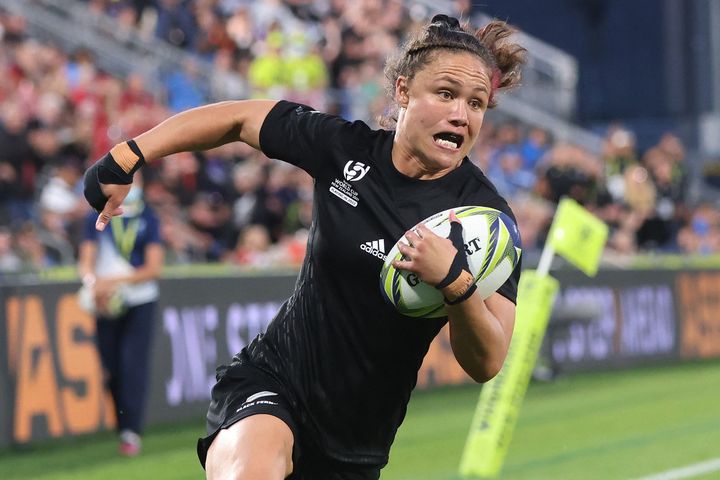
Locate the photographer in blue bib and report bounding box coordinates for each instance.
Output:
[77,173,164,456]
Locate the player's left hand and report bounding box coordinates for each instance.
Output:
[84,157,132,230]
[83,141,145,231]
[392,211,463,285]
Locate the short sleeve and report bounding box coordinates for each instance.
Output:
[258,100,369,178]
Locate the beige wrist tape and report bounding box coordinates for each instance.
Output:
[440,269,475,303]
[110,142,141,174]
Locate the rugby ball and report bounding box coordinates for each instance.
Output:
[380,206,521,318]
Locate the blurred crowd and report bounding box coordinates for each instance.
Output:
[0,0,718,275]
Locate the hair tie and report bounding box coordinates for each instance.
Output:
[430,14,461,30]
[491,67,502,90]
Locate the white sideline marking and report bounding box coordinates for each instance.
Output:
[634,458,720,480]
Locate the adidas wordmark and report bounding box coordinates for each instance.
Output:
[360,239,387,260]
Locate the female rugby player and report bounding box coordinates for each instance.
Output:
[83,14,526,479]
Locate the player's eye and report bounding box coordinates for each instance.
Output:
[438,90,453,100]
[469,99,483,110]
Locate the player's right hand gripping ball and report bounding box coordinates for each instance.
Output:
[380,206,522,318]
[433,215,478,304]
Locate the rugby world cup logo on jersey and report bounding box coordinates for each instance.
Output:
[343,161,370,182]
[330,161,370,207]
[360,239,387,260]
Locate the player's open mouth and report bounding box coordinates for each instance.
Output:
[433,132,463,151]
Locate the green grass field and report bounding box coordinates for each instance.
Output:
[2,360,719,480]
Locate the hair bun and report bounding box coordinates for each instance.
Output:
[430,14,461,30]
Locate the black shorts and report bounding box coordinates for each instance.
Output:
[196,362,381,480]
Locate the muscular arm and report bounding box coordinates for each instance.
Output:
[393,221,516,383]
[446,292,515,383]
[135,100,278,160]
[94,100,278,230]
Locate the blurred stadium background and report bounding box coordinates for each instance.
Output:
[1,0,720,478]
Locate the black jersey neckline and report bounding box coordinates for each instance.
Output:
[380,131,475,188]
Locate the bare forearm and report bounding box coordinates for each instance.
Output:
[447,294,515,382]
[133,100,277,160]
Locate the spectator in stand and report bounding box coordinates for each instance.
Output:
[488,147,536,198]
[226,223,274,267]
[230,157,267,232]
[0,227,22,273]
[114,3,142,46]
[283,33,329,107]
[603,125,639,203]
[198,144,241,200]
[0,96,42,225]
[188,191,235,261]
[678,203,720,254]
[521,126,550,171]
[224,5,254,54]
[155,0,198,48]
[38,155,90,256]
[193,4,236,59]
[536,143,603,206]
[36,207,77,267]
[165,57,209,112]
[262,162,300,241]
[248,26,287,98]
[210,49,251,100]
[636,147,683,250]
[14,222,49,270]
[282,167,314,235]
[488,122,522,165]
[117,77,169,144]
[156,151,203,206]
[620,164,657,252]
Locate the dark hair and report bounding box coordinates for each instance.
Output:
[381,14,527,126]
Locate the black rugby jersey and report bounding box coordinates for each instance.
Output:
[238,101,521,466]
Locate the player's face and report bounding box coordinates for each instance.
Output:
[394,51,491,178]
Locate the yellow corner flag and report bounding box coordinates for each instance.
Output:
[459,271,559,479]
[546,197,609,276]
[459,199,608,479]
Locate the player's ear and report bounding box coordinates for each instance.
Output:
[395,76,409,107]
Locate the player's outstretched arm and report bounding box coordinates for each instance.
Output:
[134,100,278,160]
[85,100,277,231]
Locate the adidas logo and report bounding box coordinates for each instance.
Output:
[360,239,386,260]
